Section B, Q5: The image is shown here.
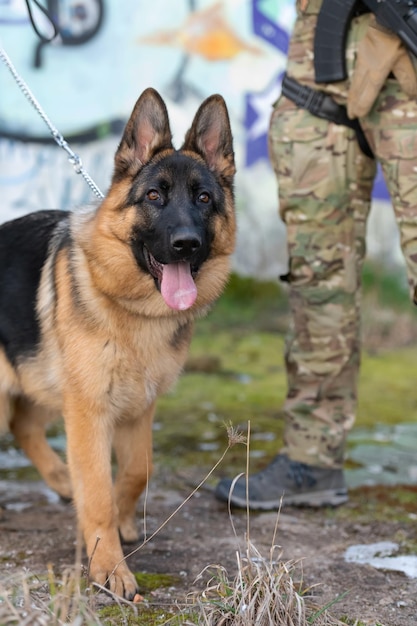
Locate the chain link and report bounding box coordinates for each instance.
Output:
[0,46,104,200]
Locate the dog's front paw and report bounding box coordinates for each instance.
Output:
[91,560,139,600]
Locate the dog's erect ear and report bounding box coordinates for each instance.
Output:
[182,95,235,183]
[113,88,173,180]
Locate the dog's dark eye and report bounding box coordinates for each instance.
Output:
[147,190,160,201]
[198,192,210,204]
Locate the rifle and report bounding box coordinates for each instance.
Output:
[314,0,358,84]
[314,0,417,84]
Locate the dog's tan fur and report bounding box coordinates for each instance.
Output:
[0,88,235,598]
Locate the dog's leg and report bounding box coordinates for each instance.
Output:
[10,397,72,499]
[113,402,155,543]
[64,398,139,600]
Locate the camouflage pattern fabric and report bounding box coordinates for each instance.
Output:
[269,5,417,468]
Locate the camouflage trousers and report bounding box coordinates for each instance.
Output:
[269,9,417,468]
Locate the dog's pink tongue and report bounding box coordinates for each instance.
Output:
[161,262,197,310]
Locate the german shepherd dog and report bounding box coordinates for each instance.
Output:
[0,88,235,599]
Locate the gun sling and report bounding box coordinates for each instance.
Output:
[281,74,374,159]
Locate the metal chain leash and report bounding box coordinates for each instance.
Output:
[0,45,104,200]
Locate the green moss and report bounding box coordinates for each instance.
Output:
[133,572,179,593]
[328,484,417,524]
[196,273,287,331]
[357,347,417,427]
[97,604,177,625]
[0,465,42,482]
[97,573,193,625]
[362,261,412,310]
[155,330,286,476]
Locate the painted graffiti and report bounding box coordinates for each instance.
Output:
[0,0,393,277]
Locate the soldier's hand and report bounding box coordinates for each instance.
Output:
[347,17,417,119]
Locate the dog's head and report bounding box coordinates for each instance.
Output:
[101,88,236,314]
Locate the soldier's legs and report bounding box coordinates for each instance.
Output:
[363,81,417,301]
[215,102,376,508]
[271,100,376,470]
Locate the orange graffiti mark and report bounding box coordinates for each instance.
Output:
[139,1,262,61]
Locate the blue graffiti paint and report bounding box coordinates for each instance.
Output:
[245,73,283,167]
[243,1,290,166]
[252,0,289,54]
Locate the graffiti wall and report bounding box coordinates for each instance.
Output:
[0,0,398,279]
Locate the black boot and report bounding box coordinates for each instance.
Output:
[215,454,348,510]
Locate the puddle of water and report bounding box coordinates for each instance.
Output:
[198,442,220,452]
[0,448,31,470]
[0,433,67,482]
[5,502,33,512]
[1,422,416,492]
[346,423,417,488]
[345,541,417,578]
[0,479,61,506]
[251,432,276,442]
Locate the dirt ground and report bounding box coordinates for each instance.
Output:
[0,469,416,626]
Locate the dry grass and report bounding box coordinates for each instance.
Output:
[0,565,142,626]
[188,539,346,626]
[0,566,95,625]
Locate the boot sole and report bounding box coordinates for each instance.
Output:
[224,488,349,510]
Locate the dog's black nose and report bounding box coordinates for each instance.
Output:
[170,228,202,257]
